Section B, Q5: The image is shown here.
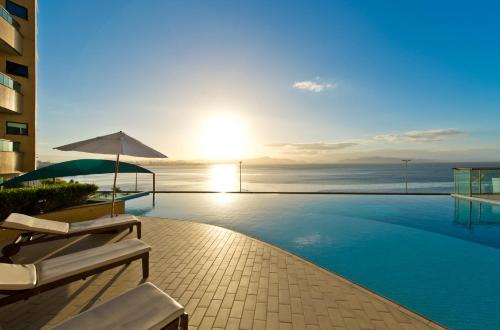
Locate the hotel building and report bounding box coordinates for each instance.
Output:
[0,0,36,183]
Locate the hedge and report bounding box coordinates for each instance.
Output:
[0,183,98,220]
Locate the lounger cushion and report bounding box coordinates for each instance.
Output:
[0,264,37,290]
[1,213,69,234]
[52,282,184,330]
[68,214,139,233]
[36,239,151,286]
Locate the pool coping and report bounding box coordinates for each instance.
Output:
[152,216,448,329]
[451,193,500,206]
[135,191,451,195]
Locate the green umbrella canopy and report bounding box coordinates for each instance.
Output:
[2,159,153,187]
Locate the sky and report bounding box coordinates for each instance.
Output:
[37,0,500,163]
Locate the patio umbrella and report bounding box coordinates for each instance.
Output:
[54,131,167,216]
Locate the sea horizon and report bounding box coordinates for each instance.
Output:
[66,161,500,194]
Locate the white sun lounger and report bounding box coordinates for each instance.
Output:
[0,238,151,307]
[0,213,141,262]
[52,282,188,330]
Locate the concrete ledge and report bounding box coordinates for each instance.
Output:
[137,191,451,195]
[451,194,500,206]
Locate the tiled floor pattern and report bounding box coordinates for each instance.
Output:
[0,217,444,329]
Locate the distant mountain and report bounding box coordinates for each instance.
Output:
[128,156,299,166]
[338,156,437,164]
[239,157,299,165]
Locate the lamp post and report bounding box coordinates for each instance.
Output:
[239,161,242,193]
[402,159,411,193]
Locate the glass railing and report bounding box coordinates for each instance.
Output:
[454,169,471,195]
[0,72,21,93]
[0,5,20,30]
[0,139,14,152]
[476,169,500,194]
[454,168,500,195]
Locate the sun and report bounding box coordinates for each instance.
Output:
[198,113,250,160]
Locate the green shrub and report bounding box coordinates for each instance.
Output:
[0,183,98,220]
[39,178,67,185]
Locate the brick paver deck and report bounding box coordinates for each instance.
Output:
[0,217,444,329]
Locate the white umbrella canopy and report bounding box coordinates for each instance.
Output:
[55,131,167,158]
[55,131,167,216]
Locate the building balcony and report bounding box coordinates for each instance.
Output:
[0,5,22,55]
[0,72,22,114]
[0,139,22,176]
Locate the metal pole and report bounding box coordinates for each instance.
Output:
[239,161,242,193]
[405,162,408,193]
[111,153,120,217]
[469,201,472,228]
[402,159,411,193]
[478,170,482,195]
[469,173,472,197]
[153,173,156,206]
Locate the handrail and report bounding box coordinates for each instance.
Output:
[0,5,20,30]
[0,72,21,93]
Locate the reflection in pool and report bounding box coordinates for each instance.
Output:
[127,194,500,329]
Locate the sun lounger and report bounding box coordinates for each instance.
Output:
[52,282,188,330]
[0,238,151,307]
[0,213,141,262]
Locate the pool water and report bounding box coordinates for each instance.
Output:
[126,194,500,329]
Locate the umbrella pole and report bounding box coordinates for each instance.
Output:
[153,173,156,206]
[111,153,120,217]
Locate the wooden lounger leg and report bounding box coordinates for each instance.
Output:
[161,313,189,330]
[141,253,149,278]
[180,313,188,330]
[136,222,142,239]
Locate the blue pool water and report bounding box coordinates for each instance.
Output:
[126,194,500,329]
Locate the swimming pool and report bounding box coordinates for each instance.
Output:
[126,193,500,329]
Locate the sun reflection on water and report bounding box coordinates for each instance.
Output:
[209,164,238,193]
[211,192,236,205]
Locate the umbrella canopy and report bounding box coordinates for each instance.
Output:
[1,159,153,187]
[54,131,167,216]
[55,131,167,158]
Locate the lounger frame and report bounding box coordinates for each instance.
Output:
[1,222,141,263]
[163,313,188,330]
[0,250,149,307]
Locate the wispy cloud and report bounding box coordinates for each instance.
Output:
[265,128,465,159]
[293,80,336,92]
[266,142,358,152]
[374,128,465,143]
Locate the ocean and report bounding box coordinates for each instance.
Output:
[68,162,498,193]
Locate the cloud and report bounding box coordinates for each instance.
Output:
[374,128,465,143]
[266,142,358,152]
[293,80,336,92]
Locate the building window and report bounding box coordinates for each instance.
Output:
[6,0,28,20]
[6,61,28,78]
[6,121,28,135]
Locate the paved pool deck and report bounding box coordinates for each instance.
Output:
[0,217,444,329]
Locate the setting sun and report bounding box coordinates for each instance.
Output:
[198,114,250,160]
